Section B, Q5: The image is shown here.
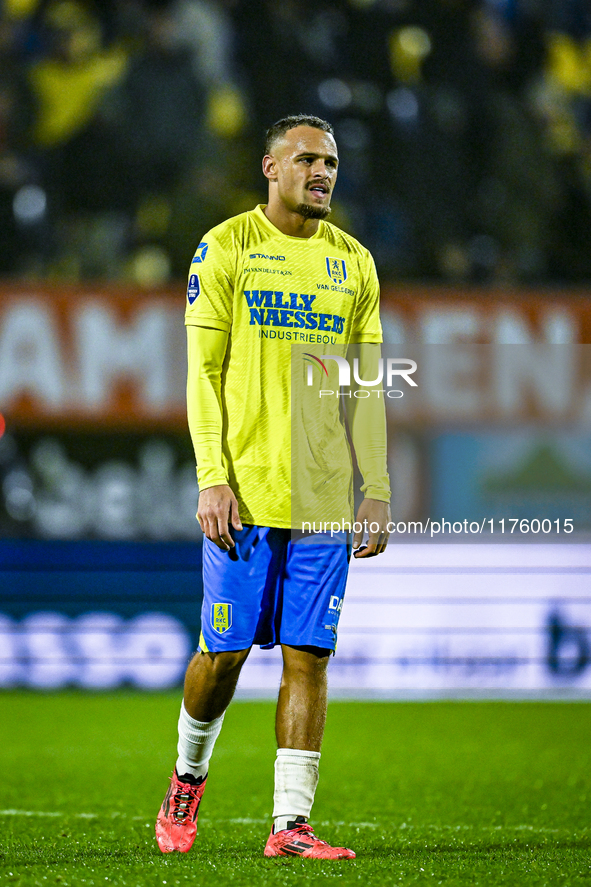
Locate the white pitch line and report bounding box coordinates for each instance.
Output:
[0,810,101,819]
[0,810,63,818]
[0,811,373,827]
[0,811,565,834]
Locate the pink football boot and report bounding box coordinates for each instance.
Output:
[155,770,207,853]
[264,819,355,859]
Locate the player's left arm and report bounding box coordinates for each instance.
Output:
[353,498,391,558]
[345,341,391,558]
[346,250,391,558]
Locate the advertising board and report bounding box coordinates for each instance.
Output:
[1,283,589,694]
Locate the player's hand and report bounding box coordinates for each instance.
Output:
[197,484,243,550]
[353,498,391,558]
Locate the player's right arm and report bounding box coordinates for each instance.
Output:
[187,324,242,550]
[185,231,240,550]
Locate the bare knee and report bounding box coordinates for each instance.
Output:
[183,647,251,722]
[187,647,251,680]
[206,648,251,676]
[281,645,330,680]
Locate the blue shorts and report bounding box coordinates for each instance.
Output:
[199,526,351,653]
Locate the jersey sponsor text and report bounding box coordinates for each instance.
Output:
[244,290,345,334]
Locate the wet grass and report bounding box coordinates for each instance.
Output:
[0,693,589,886]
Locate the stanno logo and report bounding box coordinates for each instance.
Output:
[250,253,286,261]
[192,242,209,263]
[326,257,347,285]
[211,603,232,634]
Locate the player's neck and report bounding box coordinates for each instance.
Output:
[263,202,320,239]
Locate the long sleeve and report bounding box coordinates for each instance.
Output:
[346,343,391,502]
[186,324,230,491]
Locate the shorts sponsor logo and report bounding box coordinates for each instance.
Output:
[328,595,343,613]
[211,602,232,633]
[192,242,209,263]
[326,257,347,285]
[187,274,200,304]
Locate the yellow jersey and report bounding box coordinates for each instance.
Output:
[185,204,388,528]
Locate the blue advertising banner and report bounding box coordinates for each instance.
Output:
[0,541,202,689]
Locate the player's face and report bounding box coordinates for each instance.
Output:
[264,126,339,219]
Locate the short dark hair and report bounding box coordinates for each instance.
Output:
[264,115,334,155]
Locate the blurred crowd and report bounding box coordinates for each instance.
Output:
[2,0,591,284]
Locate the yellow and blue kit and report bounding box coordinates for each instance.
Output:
[185,204,390,651]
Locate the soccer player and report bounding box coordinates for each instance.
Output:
[155,114,391,860]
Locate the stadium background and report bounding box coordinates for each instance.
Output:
[1,0,590,698]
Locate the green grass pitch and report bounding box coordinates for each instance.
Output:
[0,693,589,886]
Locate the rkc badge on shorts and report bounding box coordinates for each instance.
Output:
[211,602,232,633]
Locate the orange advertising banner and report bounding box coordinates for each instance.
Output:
[1,282,590,430]
[0,282,187,430]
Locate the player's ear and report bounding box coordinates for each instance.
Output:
[262,154,277,181]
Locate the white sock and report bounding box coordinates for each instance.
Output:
[175,702,224,780]
[272,748,320,832]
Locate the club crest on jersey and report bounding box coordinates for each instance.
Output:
[211,603,232,634]
[326,257,347,285]
[187,273,200,304]
[192,242,209,264]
